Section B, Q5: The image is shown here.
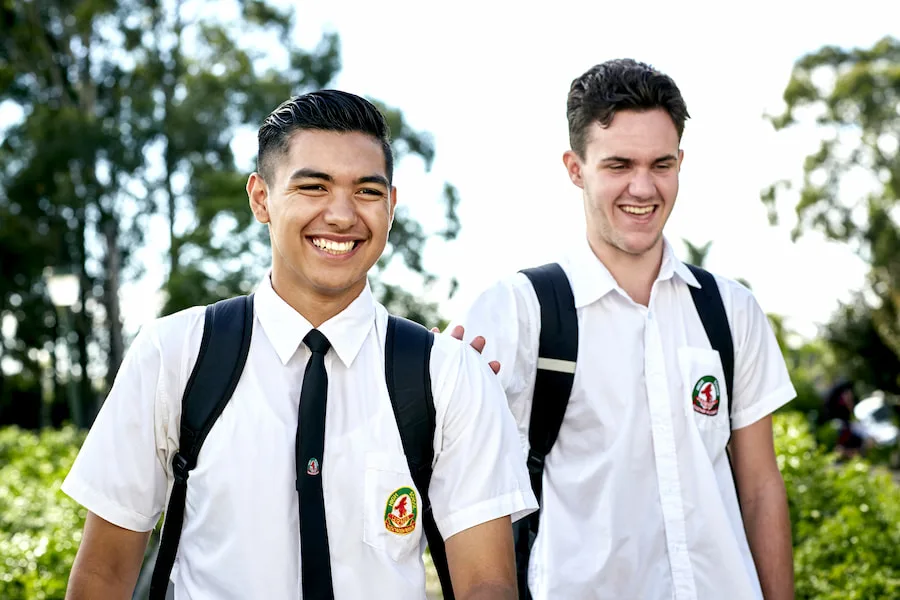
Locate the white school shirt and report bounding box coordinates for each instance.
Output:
[62,275,537,599]
[451,237,796,600]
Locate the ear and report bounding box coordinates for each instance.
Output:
[247,173,270,224]
[677,148,685,172]
[562,150,585,189]
[387,186,398,230]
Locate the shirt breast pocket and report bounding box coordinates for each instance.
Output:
[362,452,423,563]
[677,346,731,461]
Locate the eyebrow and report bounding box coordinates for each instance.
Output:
[600,154,678,164]
[287,168,389,188]
[288,168,333,182]
[355,174,390,188]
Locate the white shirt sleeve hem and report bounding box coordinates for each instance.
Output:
[61,476,158,532]
[731,384,797,430]
[436,490,538,541]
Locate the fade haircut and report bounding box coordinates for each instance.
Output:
[257,89,394,183]
[567,59,690,157]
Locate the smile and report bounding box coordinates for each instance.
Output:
[620,205,656,215]
[310,237,360,255]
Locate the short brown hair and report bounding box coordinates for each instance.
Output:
[567,59,690,157]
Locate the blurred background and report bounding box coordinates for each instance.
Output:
[0,0,898,597]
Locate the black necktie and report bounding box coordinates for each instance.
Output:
[296,329,334,599]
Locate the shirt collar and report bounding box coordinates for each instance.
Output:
[665,239,701,288]
[254,273,376,368]
[564,235,619,309]
[564,236,700,308]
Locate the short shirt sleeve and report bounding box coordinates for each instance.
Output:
[725,281,797,430]
[426,336,538,539]
[61,308,205,531]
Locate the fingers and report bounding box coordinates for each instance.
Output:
[431,325,464,340]
[429,325,500,375]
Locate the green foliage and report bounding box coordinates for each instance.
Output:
[825,294,900,394]
[681,238,712,267]
[1,0,460,426]
[765,312,836,419]
[0,426,87,599]
[781,373,824,418]
[376,282,446,330]
[775,412,900,598]
[762,36,900,387]
[3,418,900,597]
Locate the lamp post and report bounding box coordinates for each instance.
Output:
[45,270,83,428]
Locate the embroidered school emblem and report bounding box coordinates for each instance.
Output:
[384,487,418,535]
[306,458,320,476]
[692,375,720,416]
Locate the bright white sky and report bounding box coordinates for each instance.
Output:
[78,1,900,341]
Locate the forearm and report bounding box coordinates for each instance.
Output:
[65,514,149,600]
[65,561,138,600]
[460,582,516,600]
[741,476,794,600]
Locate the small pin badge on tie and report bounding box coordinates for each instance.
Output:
[306,458,320,476]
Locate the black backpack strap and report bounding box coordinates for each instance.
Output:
[384,315,454,599]
[518,264,578,507]
[515,263,578,599]
[149,294,254,599]
[685,265,734,423]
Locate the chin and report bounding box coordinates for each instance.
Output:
[311,276,367,297]
[619,235,663,256]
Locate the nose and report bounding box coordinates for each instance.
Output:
[323,190,358,229]
[628,169,656,200]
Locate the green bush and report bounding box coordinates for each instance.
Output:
[3,418,900,598]
[777,375,824,421]
[775,411,900,598]
[0,426,87,600]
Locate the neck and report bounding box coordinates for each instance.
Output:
[270,269,365,328]
[589,236,664,307]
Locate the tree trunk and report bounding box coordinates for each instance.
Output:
[75,207,92,428]
[163,1,184,283]
[0,298,6,419]
[104,218,124,392]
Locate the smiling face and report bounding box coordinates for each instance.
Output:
[248,129,396,308]
[563,108,683,263]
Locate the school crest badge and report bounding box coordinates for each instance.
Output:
[384,487,418,535]
[692,375,720,416]
[306,458,320,476]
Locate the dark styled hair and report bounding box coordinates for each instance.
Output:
[257,89,394,183]
[567,59,690,157]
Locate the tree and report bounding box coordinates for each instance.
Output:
[142,3,343,315]
[0,0,130,425]
[0,0,461,427]
[824,293,900,395]
[681,238,752,289]
[682,239,712,267]
[762,36,900,392]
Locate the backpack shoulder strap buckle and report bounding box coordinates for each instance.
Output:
[171,452,191,485]
[526,451,545,477]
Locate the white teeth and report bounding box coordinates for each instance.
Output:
[621,206,654,215]
[312,238,356,254]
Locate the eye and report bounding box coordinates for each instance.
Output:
[297,184,327,192]
[608,164,627,171]
[359,188,385,197]
[655,163,673,171]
